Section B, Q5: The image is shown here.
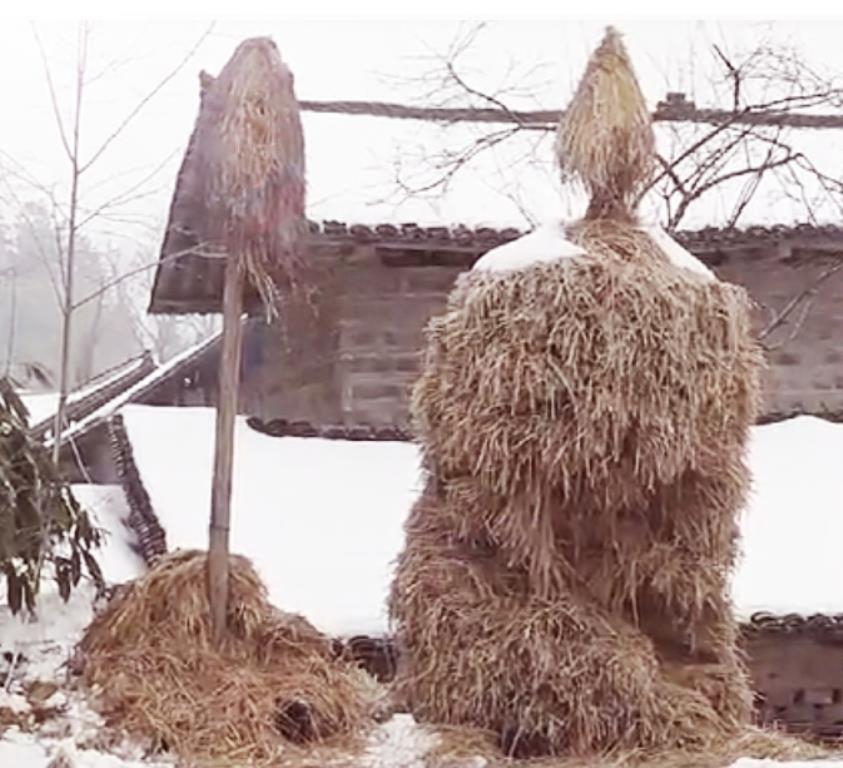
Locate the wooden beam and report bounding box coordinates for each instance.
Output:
[299,99,843,130]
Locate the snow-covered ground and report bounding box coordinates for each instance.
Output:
[0,731,172,768]
[733,761,843,767]
[121,405,843,635]
[0,484,446,768]
[2,410,842,766]
[0,485,160,768]
[73,485,148,587]
[0,486,144,681]
[121,404,422,637]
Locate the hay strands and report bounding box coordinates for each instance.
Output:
[78,550,374,765]
[555,26,655,221]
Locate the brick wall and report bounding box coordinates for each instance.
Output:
[241,244,344,423]
[746,633,843,738]
[715,244,843,415]
[336,252,461,426]
[330,240,843,426]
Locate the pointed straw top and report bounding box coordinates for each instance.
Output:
[203,37,306,316]
[555,27,654,221]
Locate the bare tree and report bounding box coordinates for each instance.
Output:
[20,21,214,463]
[104,245,220,363]
[382,24,843,231]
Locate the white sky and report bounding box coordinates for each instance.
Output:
[0,14,842,261]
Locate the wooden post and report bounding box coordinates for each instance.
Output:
[208,255,245,646]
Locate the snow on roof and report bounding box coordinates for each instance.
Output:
[121,404,422,637]
[732,416,843,618]
[54,331,222,448]
[120,405,843,636]
[18,355,152,432]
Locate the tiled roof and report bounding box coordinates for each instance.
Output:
[150,219,843,315]
[246,411,840,442]
[29,353,156,443]
[309,219,843,250]
[245,416,412,442]
[742,611,843,639]
[108,413,167,566]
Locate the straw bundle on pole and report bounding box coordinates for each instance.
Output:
[555,26,653,221]
[160,37,306,645]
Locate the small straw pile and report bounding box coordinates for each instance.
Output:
[389,26,782,761]
[77,550,374,766]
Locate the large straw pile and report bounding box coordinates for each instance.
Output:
[77,550,374,765]
[390,26,768,759]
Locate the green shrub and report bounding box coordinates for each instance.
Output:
[0,378,102,615]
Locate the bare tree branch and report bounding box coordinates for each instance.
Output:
[79,22,215,174]
[75,150,177,231]
[31,24,73,162]
[0,176,63,306]
[713,44,741,111]
[758,258,843,341]
[70,243,222,312]
[443,61,527,127]
[762,295,815,352]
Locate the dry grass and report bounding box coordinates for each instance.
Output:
[78,550,375,766]
[555,27,654,220]
[391,486,751,759]
[391,17,781,766]
[199,37,307,315]
[416,722,831,767]
[478,728,831,768]
[391,224,765,757]
[411,233,762,599]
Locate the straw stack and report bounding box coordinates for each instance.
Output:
[390,26,765,758]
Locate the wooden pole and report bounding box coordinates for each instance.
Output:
[208,255,245,646]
